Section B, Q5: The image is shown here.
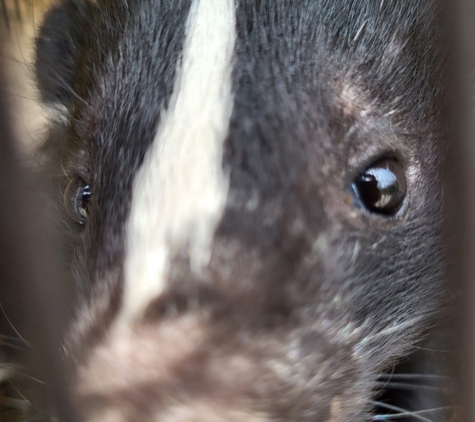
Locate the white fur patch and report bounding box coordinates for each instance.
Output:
[122,0,236,319]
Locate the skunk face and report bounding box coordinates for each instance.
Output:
[35,1,448,420]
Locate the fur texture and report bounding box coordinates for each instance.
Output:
[34,1,449,420]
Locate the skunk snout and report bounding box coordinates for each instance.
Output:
[75,316,262,422]
[73,310,363,422]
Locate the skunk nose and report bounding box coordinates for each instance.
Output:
[74,316,270,422]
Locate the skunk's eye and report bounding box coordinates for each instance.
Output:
[352,159,406,216]
[64,178,92,225]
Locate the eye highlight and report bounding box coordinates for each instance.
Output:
[64,178,92,225]
[352,159,406,216]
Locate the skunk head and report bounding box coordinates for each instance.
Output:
[35,1,448,420]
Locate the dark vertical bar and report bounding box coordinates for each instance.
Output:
[14,0,21,22]
[0,0,10,31]
[443,0,475,421]
[0,27,78,422]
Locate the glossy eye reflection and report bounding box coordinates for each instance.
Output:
[64,178,92,225]
[352,159,407,216]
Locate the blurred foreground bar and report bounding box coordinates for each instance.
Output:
[0,31,77,422]
[446,0,475,421]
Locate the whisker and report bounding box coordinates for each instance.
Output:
[0,52,30,67]
[0,363,45,385]
[359,317,426,346]
[1,396,31,410]
[413,346,452,353]
[370,400,451,422]
[0,366,15,382]
[8,381,30,403]
[373,381,449,392]
[377,373,451,381]
[0,338,24,350]
[52,70,91,108]
[0,302,30,347]
[8,379,49,418]
[5,91,40,103]
[0,334,28,343]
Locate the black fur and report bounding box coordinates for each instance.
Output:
[34,1,450,421]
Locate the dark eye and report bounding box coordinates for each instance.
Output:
[352,159,406,216]
[64,178,92,225]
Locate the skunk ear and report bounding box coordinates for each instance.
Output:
[35,2,83,107]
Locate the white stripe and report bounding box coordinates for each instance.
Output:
[122,0,236,319]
